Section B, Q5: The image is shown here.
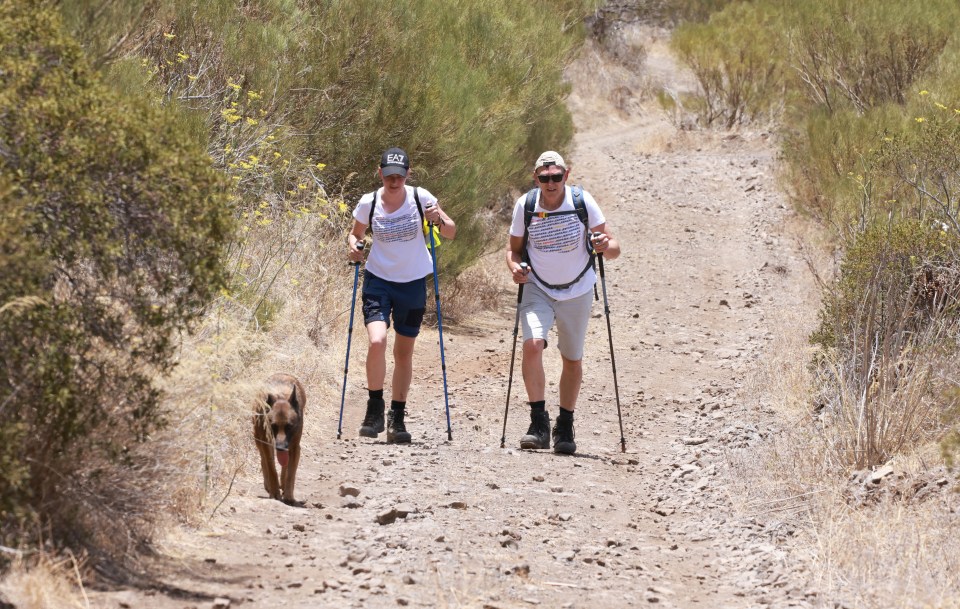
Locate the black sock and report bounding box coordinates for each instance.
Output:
[557,408,574,422]
[369,389,384,401]
[391,400,406,412]
[529,400,546,412]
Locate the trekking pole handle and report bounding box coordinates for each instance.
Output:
[591,232,605,255]
[349,240,365,265]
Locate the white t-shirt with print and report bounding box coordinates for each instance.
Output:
[354,185,437,283]
[509,185,605,301]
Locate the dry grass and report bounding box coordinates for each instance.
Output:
[151,211,362,520]
[0,552,89,609]
[566,26,660,121]
[734,301,960,609]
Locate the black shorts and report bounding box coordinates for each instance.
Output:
[361,271,427,338]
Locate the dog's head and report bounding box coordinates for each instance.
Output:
[265,391,301,466]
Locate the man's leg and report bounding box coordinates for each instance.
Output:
[558,355,583,413]
[521,338,546,402]
[552,290,592,454]
[519,338,551,449]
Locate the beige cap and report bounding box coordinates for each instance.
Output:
[533,150,567,172]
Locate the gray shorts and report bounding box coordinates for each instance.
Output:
[520,282,594,361]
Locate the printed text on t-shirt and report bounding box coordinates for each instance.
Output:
[529,216,582,253]
[374,212,420,243]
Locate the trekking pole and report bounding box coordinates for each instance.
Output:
[425,210,453,441]
[593,233,626,452]
[500,262,527,448]
[337,241,364,439]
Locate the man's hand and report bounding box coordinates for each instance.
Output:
[511,262,529,284]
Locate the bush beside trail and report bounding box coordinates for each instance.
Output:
[60,0,602,277]
[0,1,232,564]
[0,0,603,576]
[665,0,960,468]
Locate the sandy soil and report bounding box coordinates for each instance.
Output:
[88,35,822,609]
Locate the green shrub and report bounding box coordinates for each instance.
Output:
[59,0,600,279]
[788,0,955,115]
[670,2,787,128]
[780,104,905,228]
[812,220,960,467]
[0,0,232,558]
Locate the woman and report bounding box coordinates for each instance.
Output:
[346,147,456,443]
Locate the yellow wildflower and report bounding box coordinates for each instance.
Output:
[247,91,261,100]
[246,117,258,126]
[916,117,926,123]
[315,163,326,170]
[920,90,929,96]
[248,155,259,164]
[338,202,348,213]
[163,32,176,40]
[177,52,190,62]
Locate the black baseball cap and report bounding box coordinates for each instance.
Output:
[380,147,409,177]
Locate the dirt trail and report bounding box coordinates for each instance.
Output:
[91,39,820,609]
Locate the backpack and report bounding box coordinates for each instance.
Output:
[366,186,441,246]
[521,185,595,290]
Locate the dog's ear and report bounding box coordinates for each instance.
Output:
[289,388,300,413]
[266,394,275,408]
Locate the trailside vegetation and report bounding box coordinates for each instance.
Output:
[0,0,600,570]
[668,0,960,470]
[60,0,600,277]
[0,0,233,559]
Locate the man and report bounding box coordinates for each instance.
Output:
[505,150,620,454]
[347,147,456,443]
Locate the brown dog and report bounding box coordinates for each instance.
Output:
[253,373,305,505]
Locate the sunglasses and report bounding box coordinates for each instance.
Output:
[537,172,565,184]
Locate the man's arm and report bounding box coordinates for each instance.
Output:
[506,235,529,284]
[589,222,621,260]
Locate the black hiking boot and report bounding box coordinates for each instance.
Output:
[519,410,551,450]
[386,408,412,444]
[552,415,576,455]
[359,398,385,437]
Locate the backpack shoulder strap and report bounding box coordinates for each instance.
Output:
[520,188,538,262]
[368,187,425,233]
[367,188,378,230]
[571,185,587,227]
[412,186,425,224]
[523,188,538,228]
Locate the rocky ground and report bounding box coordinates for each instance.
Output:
[88,34,824,609]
